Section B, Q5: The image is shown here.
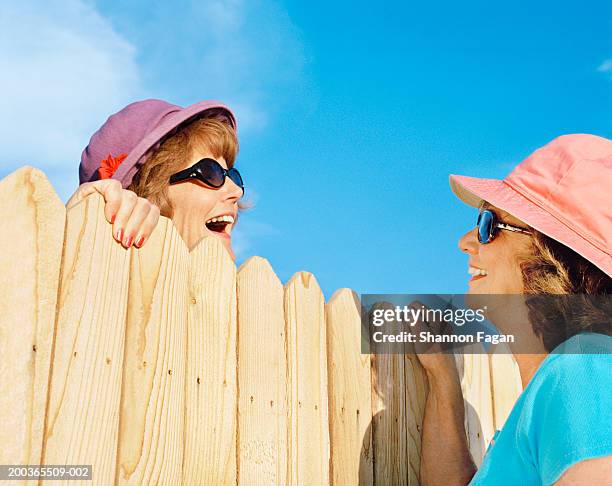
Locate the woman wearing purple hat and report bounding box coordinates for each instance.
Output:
[66,99,244,259]
[416,134,611,485]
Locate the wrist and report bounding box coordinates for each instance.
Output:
[426,366,461,394]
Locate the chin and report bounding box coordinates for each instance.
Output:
[467,276,489,294]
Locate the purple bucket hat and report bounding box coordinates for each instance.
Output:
[79,99,237,189]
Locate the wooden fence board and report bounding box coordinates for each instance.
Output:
[325,289,373,486]
[236,257,287,485]
[116,217,189,484]
[404,353,428,484]
[182,237,237,485]
[0,167,65,482]
[42,193,130,484]
[455,347,495,467]
[489,344,522,431]
[371,350,409,485]
[285,272,330,486]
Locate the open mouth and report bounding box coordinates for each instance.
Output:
[468,266,488,281]
[205,214,235,238]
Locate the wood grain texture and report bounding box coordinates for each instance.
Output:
[0,167,65,485]
[182,237,238,485]
[454,346,495,467]
[236,257,287,486]
[371,348,409,485]
[285,272,330,486]
[42,193,130,485]
[116,216,189,484]
[325,289,373,486]
[404,353,428,484]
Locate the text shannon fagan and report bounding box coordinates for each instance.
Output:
[371,330,515,345]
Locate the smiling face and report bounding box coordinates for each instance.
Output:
[127,113,242,259]
[459,203,534,294]
[166,148,243,258]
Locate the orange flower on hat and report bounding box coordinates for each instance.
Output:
[99,153,128,179]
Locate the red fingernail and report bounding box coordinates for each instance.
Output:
[125,236,133,247]
[110,214,116,224]
[116,228,123,241]
[135,236,145,247]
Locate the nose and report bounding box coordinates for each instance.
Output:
[459,227,479,255]
[221,176,243,203]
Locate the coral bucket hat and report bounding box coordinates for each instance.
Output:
[450,134,612,276]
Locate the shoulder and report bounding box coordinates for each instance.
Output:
[516,333,612,484]
[528,332,612,397]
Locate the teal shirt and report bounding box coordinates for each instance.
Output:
[469,332,612,485]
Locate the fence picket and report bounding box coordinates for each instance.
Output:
[455,347,495,467]
[326,289,374,486]
[0,167,65,482]
[116,217,189,484]
[236,257,288,485]
[42,194,130,484]
[183,237,238,485]
[489,344,522,431]
[285,272,330,486]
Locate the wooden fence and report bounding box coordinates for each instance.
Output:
[0,166,523,485]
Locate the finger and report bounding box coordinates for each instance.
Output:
[111,190,138,244]
[133,204,161,248]
[120,197,154,247]
[65,182,97,210]
[98,180,124,224]
[65,180,124,226]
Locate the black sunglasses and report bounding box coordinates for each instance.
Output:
[169,158,244,193]
[476,208,532,244]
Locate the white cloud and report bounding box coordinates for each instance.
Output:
[101,0,306,133]
[597,59,612,78]
[0,0,306,202]
[0,0,143,199]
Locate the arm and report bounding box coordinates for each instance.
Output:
[555,456,612,485]
[66,179,160,248]
[418,354,477,486]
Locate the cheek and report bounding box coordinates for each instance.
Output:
[478,240,526,292]
[169,184,218,215]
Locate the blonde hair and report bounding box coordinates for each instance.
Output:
[127,109,239,216]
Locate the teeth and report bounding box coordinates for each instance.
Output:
[206,215,235,224]
[468,266,488,276]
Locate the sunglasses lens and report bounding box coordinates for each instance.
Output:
[197,159,225,187]
[228,168,244,190]
[477,210,494,244]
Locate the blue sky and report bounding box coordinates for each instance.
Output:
[1,0,611,297]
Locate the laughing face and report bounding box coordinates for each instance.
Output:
[459,203,533,294]
[165,147,242,259]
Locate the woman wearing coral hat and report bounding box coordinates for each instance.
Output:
[66,99,244,259]
[417,134,612,485]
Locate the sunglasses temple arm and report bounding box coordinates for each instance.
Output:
[169,167,194,184]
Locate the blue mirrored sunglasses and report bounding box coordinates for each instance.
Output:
[476,209,532,244]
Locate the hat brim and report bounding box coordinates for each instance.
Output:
[111,100,236,189]
[449,174,612,276]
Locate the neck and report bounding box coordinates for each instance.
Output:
[514,353,548,389]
